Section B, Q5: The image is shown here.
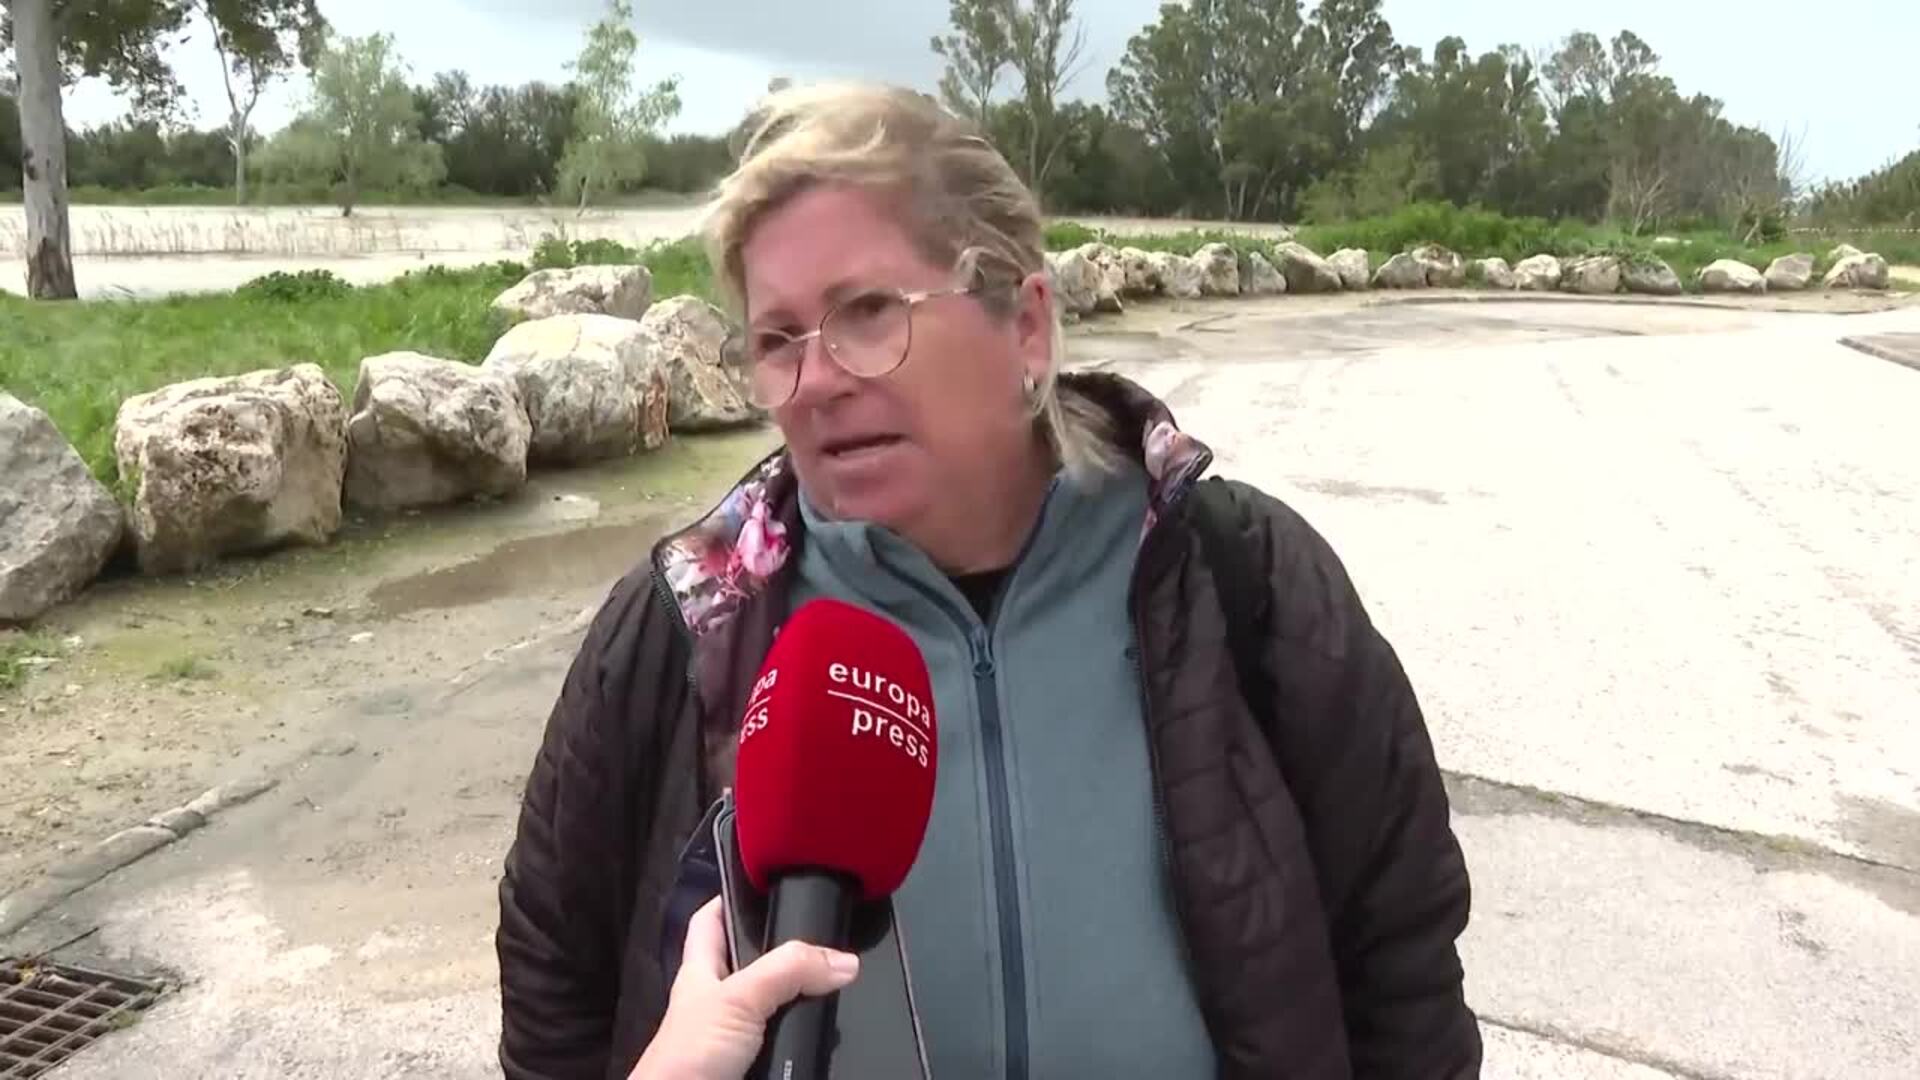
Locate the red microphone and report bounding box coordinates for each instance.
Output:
[733,598,938,1080]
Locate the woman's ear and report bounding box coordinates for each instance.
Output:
[1013,270,1055,387]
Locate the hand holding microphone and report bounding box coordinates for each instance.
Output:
[634,599,938,1080]
[734,598,938,1080]
[628,896,860,1080]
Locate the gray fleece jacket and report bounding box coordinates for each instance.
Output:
[790,462,1215,1079]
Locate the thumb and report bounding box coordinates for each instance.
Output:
[724,940,860,1021]
[673,895,731,986]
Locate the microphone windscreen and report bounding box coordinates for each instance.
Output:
[733,598,939,901]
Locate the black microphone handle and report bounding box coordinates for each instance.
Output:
[752,869,858,1080]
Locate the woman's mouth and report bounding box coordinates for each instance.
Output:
[821,434,905,460]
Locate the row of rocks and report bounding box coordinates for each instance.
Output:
[1047,239,1897,314]
[3,288,757,622]
[1047,240,1365,316]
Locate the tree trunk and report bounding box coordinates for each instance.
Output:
[230,115,249,205]
[14,0,79,300]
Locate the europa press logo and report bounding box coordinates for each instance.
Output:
[827,660,931,768]
[739,666,779,745]
[737,657,933,770]
[735,600,938,773]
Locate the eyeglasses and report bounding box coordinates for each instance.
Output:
[733,285,980,409]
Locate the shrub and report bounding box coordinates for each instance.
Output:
[530,232,645,270]
[640,236,719,302]
[1043,220,1104,250]
[396,261,527,289]
[236,269,353,302]
[530,232,576,270]
[571,237,642,265]
[1298,202,1594,264]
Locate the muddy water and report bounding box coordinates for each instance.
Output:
[368,516,673,618]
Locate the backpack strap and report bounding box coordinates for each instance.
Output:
[1186,478,1274,733]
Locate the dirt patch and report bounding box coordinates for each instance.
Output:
[0,429,776,891]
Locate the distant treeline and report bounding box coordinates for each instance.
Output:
[1804,149,1920,227]
[3,3,1916,232]
[0,79,729,204]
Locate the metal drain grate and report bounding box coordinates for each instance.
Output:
[0,958,164,1078]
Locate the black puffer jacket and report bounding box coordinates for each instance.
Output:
[496,373,1481,1079]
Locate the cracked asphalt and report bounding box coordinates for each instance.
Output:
[4,292,1917,1078]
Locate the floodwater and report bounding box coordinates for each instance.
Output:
[0,204,1298,299]
[366,514,672,618]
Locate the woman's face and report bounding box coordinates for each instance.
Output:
[740,184,1052,532]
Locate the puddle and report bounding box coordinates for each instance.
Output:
[367,515,672,618]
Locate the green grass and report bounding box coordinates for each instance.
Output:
[1298,204,1600,266]
[0,631,63,693]
[529,234,716,300]
[2,261,525,485]
[0,235,716,489]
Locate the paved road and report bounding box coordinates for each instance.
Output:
[6,296,1917,1078]
[1097,299,1920,1077]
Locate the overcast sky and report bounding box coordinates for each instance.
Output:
[61,0,1919,185]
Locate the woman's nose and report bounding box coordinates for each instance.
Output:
[786,333,858,407]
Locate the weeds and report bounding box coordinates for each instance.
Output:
[0,632,64,693]
[1297,203,1608,265]
[1042,221,1105,250]
[150,655,217,682]
[523,231,714,301]
[235,269,354,303]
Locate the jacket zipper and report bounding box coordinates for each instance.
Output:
[967,623,1029,1080]
[903,481,1062,1080]
[903,575,1029,1080]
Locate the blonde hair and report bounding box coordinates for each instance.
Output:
[701,81,1122,480]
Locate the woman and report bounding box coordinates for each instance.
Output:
[497,82,1480,1079]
